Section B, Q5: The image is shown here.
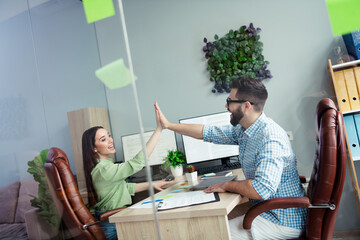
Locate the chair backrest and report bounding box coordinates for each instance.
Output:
[306,98,347,239]
[44,147,106,240]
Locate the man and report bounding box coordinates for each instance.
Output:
[154,77,306,239]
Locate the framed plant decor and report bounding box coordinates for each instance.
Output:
[203,23,272,93]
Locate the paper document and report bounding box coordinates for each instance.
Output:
[157,191,219,211]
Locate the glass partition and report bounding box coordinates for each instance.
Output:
[3,0,359,238]
[0,0,163,238]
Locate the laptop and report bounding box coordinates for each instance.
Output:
[189,175,237,191]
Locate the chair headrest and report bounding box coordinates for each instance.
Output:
[315,98,337,129]
[46,147,70,166]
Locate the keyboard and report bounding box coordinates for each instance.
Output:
[128,172,169,183]
[197,161,241,175]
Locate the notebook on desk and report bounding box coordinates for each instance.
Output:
[190,175,237,191]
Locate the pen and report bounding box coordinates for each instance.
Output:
[142,199,164,204]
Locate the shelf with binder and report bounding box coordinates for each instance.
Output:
[343,114,360,161]
[328,59,360,218]
[342,109,360,116]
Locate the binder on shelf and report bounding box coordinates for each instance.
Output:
[333,71,351,112]
[342,31,360,60]
[354,67,360,100]
[344,115,360,160]
[344,69,360,110]
[352,114,360,161]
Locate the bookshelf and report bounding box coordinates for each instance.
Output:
[328,59,360,218]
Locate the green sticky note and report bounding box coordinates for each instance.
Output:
[326,0,360,35]
[162,195,174,199]
[83,0,115,24]
[95,59,137,90]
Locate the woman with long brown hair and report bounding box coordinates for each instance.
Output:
[82,104,172,239]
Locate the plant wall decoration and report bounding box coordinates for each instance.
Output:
[203,23,272,93]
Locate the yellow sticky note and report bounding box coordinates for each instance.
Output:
[83,0,115,24]
[95,59,137,90]
[326,0,360,35]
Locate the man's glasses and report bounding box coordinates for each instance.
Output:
[226,97,254,106]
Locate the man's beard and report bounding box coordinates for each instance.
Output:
[230,106,244,126]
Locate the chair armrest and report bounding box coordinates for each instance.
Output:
[243,197,310,229]
[99,207,127,221]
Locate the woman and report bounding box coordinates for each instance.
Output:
[82,106,172,239]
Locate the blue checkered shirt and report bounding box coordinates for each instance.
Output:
[203,113,307,229]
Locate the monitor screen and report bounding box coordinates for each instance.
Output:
[121,129,177,166]
[179,112,239,164]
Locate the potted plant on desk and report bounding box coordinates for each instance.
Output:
[185,165,198,182]
[163,150,186,177]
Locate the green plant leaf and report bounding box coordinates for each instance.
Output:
[27,149,60,229]
[203,23,271,93]
[162,150,186,170]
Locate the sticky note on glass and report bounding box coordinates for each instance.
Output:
[326,0,360,35]
[83,0,115,24]
[95,59,136,89]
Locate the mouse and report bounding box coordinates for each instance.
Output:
[165,175,175,181]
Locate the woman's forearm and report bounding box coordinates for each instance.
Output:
[135,182,150,192]
[145,128,162,158]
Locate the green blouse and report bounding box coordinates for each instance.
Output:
[91,151,145,211]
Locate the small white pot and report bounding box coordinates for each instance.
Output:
[185,171,198,182]
[170,165,183,177]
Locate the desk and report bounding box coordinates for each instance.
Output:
[109,168,246,240]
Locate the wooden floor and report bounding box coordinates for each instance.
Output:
[333,230,360,240]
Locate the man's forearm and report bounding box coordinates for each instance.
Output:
[225,179,263,200]
[167,122,204,140]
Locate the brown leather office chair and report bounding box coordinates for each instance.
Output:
[243,98,347,240]
[44,147,125,240]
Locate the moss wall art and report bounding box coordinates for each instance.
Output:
[203,23,272,93]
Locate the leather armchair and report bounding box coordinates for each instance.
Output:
[44,147,125,240]
[243,98,347,240]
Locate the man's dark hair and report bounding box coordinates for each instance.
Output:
[231,77,268,112]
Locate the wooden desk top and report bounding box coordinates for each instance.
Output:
[110,168,245,223]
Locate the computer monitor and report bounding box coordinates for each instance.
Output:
[121,129,177,166]
[179,112,239,165]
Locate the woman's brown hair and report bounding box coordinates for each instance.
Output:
[82,126,104,207]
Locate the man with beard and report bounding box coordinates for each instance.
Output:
[154,77,306,240]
